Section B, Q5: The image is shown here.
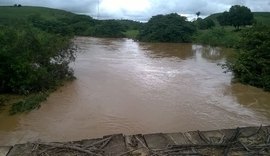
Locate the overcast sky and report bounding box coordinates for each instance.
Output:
[1,0,270,21]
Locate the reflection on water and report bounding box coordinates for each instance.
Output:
[0,37,269,145]
[140,43,194,59]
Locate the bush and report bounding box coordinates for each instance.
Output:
[28,15,73,36]
[228,25,270,91]
[195,18,215,30]
[92,20,125,38]
[0,26,76,94]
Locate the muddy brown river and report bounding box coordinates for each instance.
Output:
[1,37,270,145]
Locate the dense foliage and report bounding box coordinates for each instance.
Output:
[65,15,96,36]
[28,14,73,36]
[228,25,270,91]
[217,11,230,26]
[0,26,76,94]
[195,18,215,30]
[217,5,254,29]
[92,20,125,37]
[0,6,79,113]
[138,13,196,42]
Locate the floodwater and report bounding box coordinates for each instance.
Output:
[0,37,270,145]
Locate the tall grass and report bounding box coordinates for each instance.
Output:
[193,27,241,48]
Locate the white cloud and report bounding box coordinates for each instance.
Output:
[100,0,150,13]
[1,0,269,21]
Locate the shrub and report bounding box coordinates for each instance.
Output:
[0,26,76,94]
[228,25,270,91]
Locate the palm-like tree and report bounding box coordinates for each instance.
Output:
[196,11,201,18]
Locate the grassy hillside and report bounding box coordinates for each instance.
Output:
[0,6,143,38]
[193,12,270,48]
[0,6,84,34]
[253,12,270,25]
[206,12,270,26]
[0,6,75,20]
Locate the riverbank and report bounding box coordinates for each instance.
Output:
[1,125,269,156]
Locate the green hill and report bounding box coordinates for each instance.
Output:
[206,12,270,26]
[0,6,75,20]
[0,6,142,37]
[2,6,97,37]
[253,12,270,25]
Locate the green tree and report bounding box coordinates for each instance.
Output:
[195,18,215,30]
[138,13,196,42]
[92,20,125,37]
[228,25,270,91]
[229,5,254,29]
[65,15,96,35]
[28,15,73,36]
[217,5,254,29]
[217,11,230,27]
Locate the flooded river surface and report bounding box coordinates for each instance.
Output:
[1,37,270,145]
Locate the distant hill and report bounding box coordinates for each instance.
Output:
[206,12,270,26]
[0,6,142,38]
[0,6,75,20]
[0,6,97,36]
